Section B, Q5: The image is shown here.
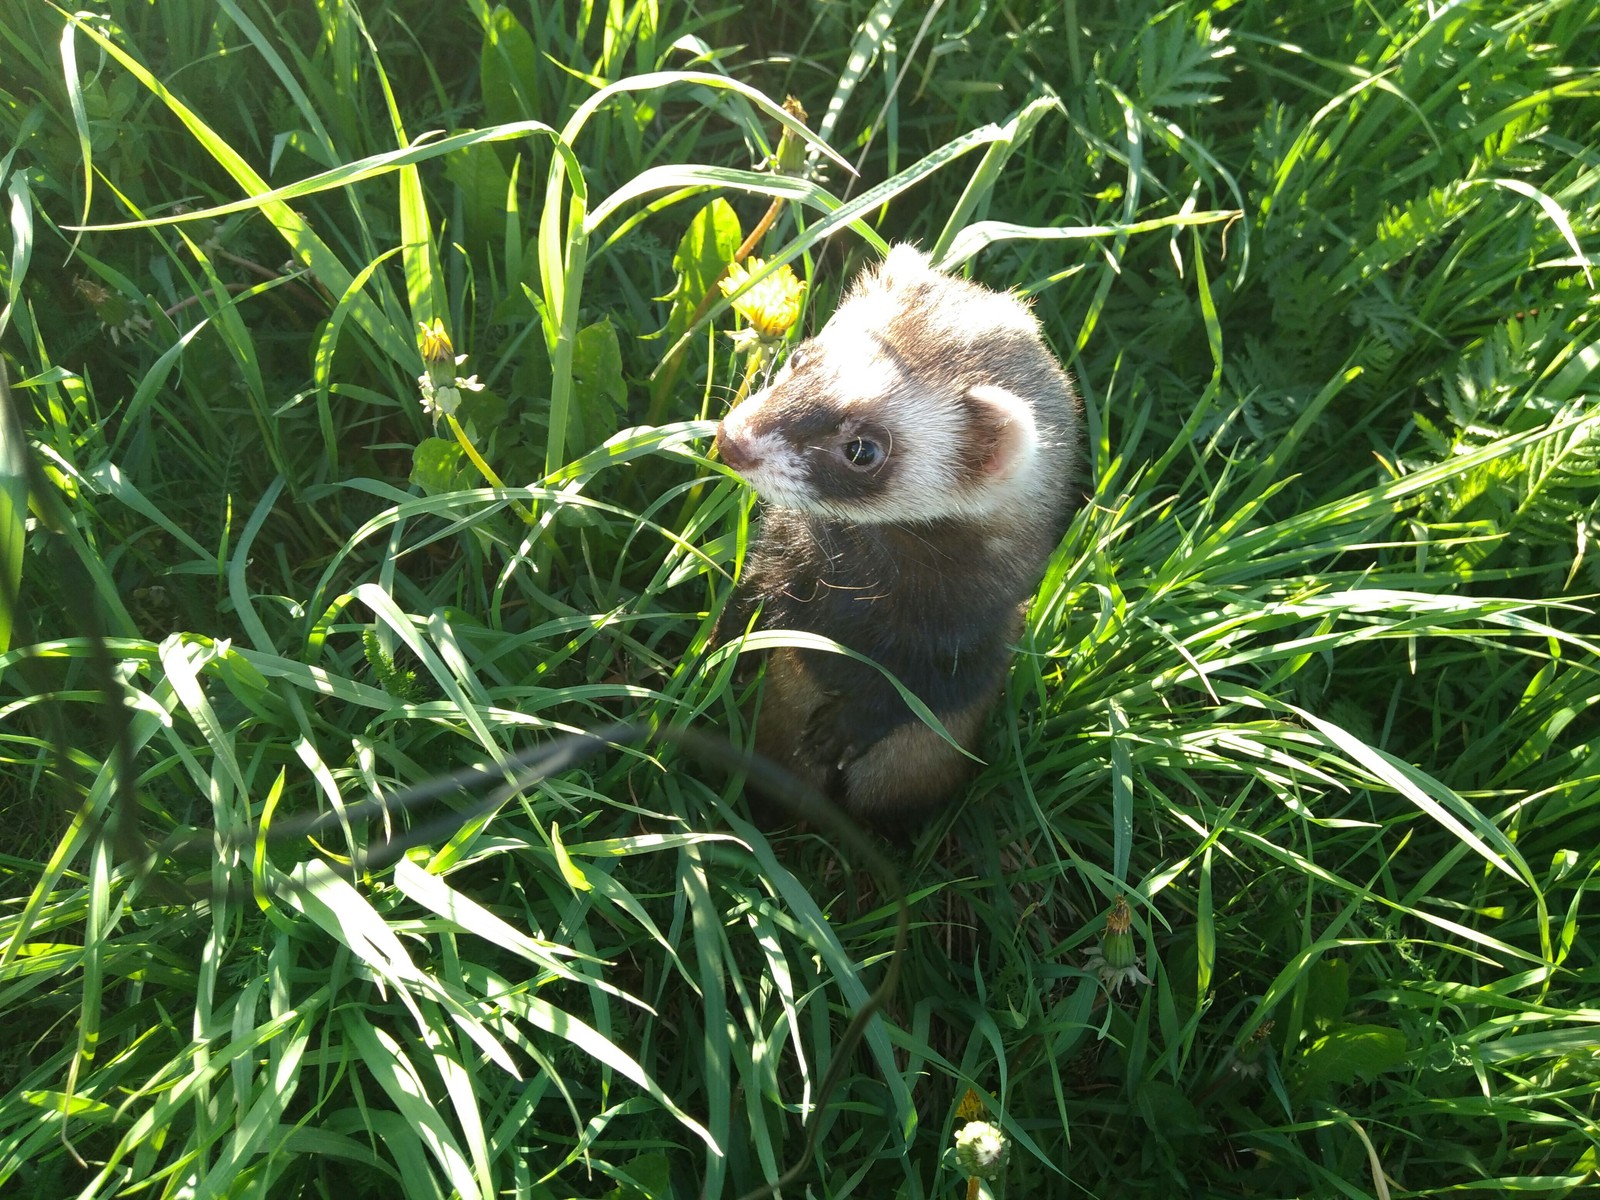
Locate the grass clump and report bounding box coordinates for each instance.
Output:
[2,1,1597,1197]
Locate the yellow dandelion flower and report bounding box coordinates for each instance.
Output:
[956,1088,990,1121]
[418,318,455,363]
[720,257,806,341]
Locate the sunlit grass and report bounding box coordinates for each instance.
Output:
[1,1,1597,1197]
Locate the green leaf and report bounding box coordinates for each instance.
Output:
[411,437,466,494]
[602,1152,673,1199]
[342,1017,484,1199]
[663,198,741,347]
[479,5,540,127]
[1136,1081,1207,1140]
[1296,1024,1409,1093]
[0,366,25,653]
[22,1090,116,1122]
[549,822,592,893]
[444,144,515,252]
[1304,957,1351,1032]
[572,317,627,414]
[457,387,509,439]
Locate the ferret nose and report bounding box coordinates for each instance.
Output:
[715,425,758,472]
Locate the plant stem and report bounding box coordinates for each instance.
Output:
[447,414,534,525]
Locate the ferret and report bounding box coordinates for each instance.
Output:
[713,244,1082,835]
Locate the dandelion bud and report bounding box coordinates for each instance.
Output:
[415,320,485,424]
[775,96,810,176]
[1101,895,1137,970]
[419,317,455,363]
[1088,895,1152,995]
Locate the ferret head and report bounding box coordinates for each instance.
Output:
[714,244,1069,525]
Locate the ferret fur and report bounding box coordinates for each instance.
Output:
[713,245,1081,833]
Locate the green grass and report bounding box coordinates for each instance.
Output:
[2,1,1598,1196]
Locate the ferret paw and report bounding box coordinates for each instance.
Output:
[796,697,866,768]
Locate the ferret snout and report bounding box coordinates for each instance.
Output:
[715,399,767,473]
[714,422,759,472]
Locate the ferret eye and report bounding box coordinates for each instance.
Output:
[843,438,882,468]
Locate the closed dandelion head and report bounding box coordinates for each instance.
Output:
[1233,1020,1275,1079]
[419,318,456,363]
[73,276,112,307]
[769,94,828,183]
[1087,895,1152,996]
[773,96,810,177]
[75,275,152,346]
[720,257,806,342]
[415,319,485,425]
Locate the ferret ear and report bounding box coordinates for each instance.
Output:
[879,243,936,286]
[964,384,1039,483]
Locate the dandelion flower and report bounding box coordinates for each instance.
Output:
[720,257,805,342]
